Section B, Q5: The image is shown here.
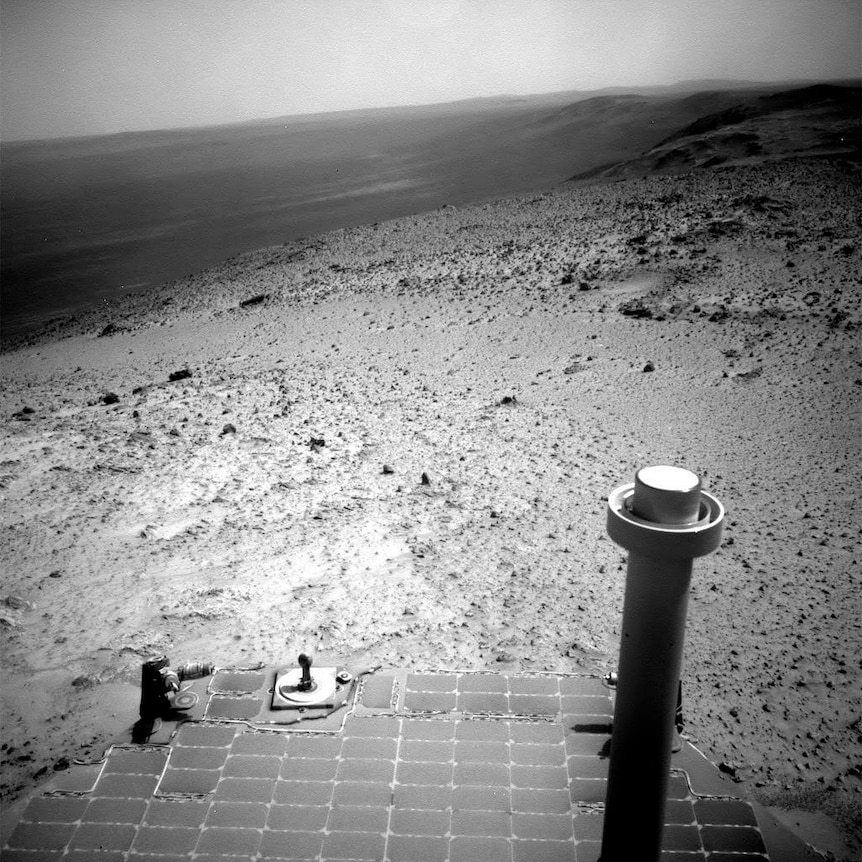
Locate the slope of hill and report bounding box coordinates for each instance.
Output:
[570,83,861,181]
[0,81,830,340]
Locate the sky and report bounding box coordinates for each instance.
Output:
[1,0,860,141]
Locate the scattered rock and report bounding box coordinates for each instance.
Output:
[738,194,790,214]
[381,464,395,475]
[239,293,269,308]
[98,323,119,337]
[71,675,99,689]
[642,361,655,373]
[619,298,653,319]
[563,358,591,374]
[499,395,518,406]
[221,423,237,435]
[707,218,743,237]
[735,367,762,382]
[168,368,192,382]
[827,309,848,329]
[309,437,325,451]
[101,392,119,405]
[420,472,431,486]
[718,761,742,781]
[3,596,32,611]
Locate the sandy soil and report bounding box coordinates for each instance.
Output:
[1,157,860,856]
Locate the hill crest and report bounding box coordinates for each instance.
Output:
[569,83,861,182]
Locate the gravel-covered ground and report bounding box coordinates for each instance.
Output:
[2,157,860,857]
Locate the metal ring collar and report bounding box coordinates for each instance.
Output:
[606,483,725,560]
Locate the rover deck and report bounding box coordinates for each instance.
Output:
[2,667,816,861]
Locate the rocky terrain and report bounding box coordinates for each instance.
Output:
[1,155,860,857]
[5,80,856,341]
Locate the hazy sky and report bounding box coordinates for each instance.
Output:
[2,0,859,141]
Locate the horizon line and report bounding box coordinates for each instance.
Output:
[2,75,858,146]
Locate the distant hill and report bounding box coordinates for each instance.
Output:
[568,83,861,182]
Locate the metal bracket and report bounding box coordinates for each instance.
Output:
[271,653,350,709]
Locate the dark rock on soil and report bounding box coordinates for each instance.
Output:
[619,298,653,319]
